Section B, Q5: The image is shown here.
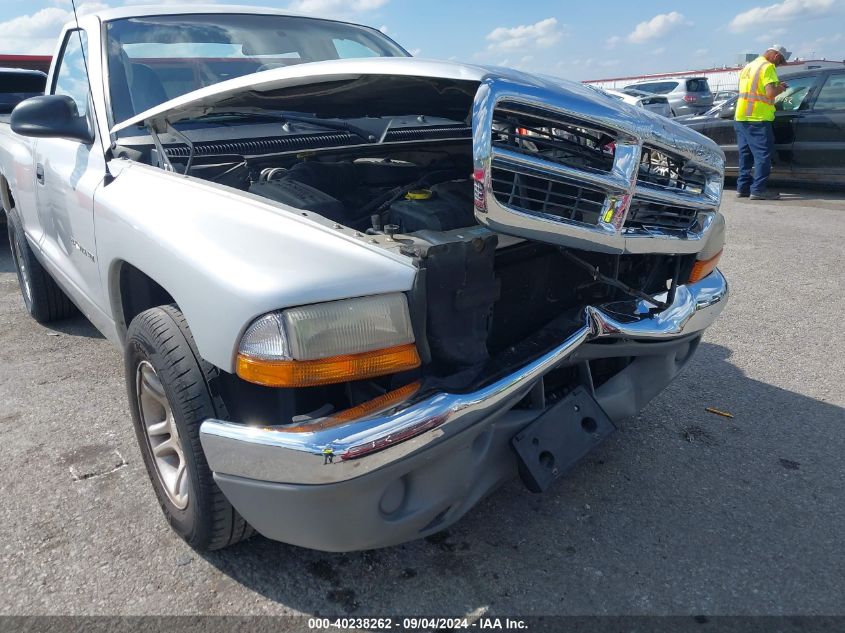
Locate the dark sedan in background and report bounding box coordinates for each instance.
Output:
[678,67,845,185]
[0,68,47,113]
[0,68,48,225]
[0,67,47,224]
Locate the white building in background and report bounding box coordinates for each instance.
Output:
[583,59,845,93]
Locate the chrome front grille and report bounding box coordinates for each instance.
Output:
[491,167,606,225]
[625,200,699,231]
[638,145,708,194]
[492,102,616,173]
[472,77,724,254]
[625,146,710,232]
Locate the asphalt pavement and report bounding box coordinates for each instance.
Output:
[1,188,843,616]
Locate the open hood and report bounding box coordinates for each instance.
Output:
[111,57,495,134]
[110,54,721,176]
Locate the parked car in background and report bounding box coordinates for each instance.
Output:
[624,77,714,117]
[677,68,845,184]
[712,90,738,107]
[0,68,48,225]
[603,88,672,117]
[673,96,738,124]
[0,68,47,114]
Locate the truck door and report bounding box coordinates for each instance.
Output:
[34,28,107,311]
[790,72,845,179]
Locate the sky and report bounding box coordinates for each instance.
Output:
[0,0,842,81]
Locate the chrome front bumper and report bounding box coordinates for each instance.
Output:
[200,269,728,486]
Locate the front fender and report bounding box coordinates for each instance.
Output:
[95,162,416,372]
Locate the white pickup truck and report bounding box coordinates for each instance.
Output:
[0,6,728,552]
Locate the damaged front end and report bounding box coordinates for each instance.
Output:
[200,266,726,549]
[123,66,726,402]
[395,76,727,394]
[176,67,730,437]
[192,68,728,551]
[201,71,728,466]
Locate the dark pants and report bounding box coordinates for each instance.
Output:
[734,121,774,194]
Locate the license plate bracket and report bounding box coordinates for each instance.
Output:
[512,386,615,493]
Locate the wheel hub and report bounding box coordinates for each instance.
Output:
[136,360,189,510]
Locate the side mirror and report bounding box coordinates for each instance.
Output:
[719,106,735,119]
[11,95,94,144]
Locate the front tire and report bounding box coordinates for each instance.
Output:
[7,211,76,323]
[125,304,252,551]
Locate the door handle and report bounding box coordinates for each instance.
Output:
[35,164,45,185]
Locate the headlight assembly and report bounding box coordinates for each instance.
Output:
[236,293,420,387]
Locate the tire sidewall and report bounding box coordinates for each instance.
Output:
[125,314,214,546]
[6,211,34,315]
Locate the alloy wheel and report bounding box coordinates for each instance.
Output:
[136,360,189,510]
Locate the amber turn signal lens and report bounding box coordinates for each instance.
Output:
[236,344,421,388]
[281,381,422,432]
[688,249,723,284]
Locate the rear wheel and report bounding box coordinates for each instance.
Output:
[125,304,253,550]
[7,211,76,323]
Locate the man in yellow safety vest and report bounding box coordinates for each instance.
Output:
[734,45,790,200]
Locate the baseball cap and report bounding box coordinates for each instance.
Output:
[767,45,791,60]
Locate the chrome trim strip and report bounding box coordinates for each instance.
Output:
[621,212,717,255]
[633,183,719,210]
[200,270,728,486]
[586,269,728,339]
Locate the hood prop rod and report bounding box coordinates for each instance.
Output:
[166,123,196,175]
[146,119,196,175]
[147,120,175,173]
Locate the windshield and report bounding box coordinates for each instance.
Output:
[685,78,709,92]
[774,75,817,111]
[106,13,408,123]
[705,96,737,115]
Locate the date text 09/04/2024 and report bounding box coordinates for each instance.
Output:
[307,617,529,630]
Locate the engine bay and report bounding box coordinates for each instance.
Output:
[200,148,684,374]
[248,159,477,235]
[122,137,699,424]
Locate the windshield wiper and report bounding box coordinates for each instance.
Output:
[279,113,381,143]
